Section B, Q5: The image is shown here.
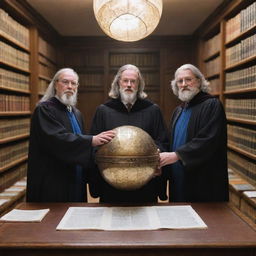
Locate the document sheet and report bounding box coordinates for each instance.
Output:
[0,209,50,222]
[56,205,207,231]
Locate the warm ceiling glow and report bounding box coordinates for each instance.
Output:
[93,0,163,42]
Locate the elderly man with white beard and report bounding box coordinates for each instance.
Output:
[159,64,229,203]
[26,68,115,202]
[89,64,169,203]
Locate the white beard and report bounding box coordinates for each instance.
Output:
[59,91,77,106]
[119,87,137,104]
[178,87,200,102]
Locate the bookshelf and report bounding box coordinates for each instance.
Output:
[224,0,256,191]
[197,0,256,223]
[38,36,57,97]
[62,48,105,131]
[0,0,59,215]
[202,31,222,95]
[63,47,163,131]
[0,6,31,214]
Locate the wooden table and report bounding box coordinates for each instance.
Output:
[0,202,255,256]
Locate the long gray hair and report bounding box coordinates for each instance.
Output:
[171,64,210,96]
[108,64,147,99]
[40,68,79,103]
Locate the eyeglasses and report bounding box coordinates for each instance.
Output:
[58,79,79,88]
[120,78,137,84]
[176,77,197,85]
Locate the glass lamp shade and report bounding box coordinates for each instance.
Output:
[93,0,163,42]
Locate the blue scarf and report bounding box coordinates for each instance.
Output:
[171,107,192,202]
[66,108,85,202]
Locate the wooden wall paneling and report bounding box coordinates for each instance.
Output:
[59,36,195,126]
[161,37,196,124]
[103,49,110,99]
[77,91,105,132]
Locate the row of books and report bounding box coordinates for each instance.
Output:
[203,33,221,59]
[228,161,256,223]
[38,37,56,63]
[38,78,49,94]
[204,56,221,77]
[0,176,27,216]
[64,51,104,68]
[39,62,56,79]
[228,150,256,185]
[209,78,221,94]
[225,2,256,42]
[0,94,30,112]
[78,71,161,88]
[109,53,159,67]
[0,41,29,71]
[0,140,28,169]
[0,68,30,92]
[0,8,29,49]
[225,98,256,121]
[225,64,256,91]
[228,168,255,209]
[0,163,27,192]
[226,33,256,68]
[227,124,256,155]
[0,118,30,140]
[240,190,256,223]
[79,73,103,87]
[39,54,56,69]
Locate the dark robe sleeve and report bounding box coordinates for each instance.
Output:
[87,106,105,197]
[150,104,169,152]
[149,105,170,201]
[176,98,227,168]
[33,103,93,167]
[90,105,109,135]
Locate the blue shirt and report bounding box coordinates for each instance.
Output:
[67,109,85,202]
[171,107,192,202]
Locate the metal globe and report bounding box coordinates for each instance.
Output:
[96,125,159,190]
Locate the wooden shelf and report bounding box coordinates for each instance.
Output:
[0,61,30,74]
[204,51,220,62]
[225,24,256,46]
[0,85,30,94]
[0,30,29,52]
[227,117,256,126]
[0,111,31,116]
[0,190,26,216]
[206,73,220,80]
[228,143,256,161]
[224,87,256,95]
[0,155,28,173]
[38,52,57,65]
[225,55,256,71]
[0,133,29,144]
[39,74,51,81]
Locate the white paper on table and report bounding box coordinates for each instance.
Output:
[0,209,50,222]
[56,205,207,231]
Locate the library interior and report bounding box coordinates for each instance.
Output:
[0,0,256,255]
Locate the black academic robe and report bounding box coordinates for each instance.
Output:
[169,92,229,202]
[89,98,169,203]
[26,97,93,202]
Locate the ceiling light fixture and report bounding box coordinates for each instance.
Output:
[93,0,163,42]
